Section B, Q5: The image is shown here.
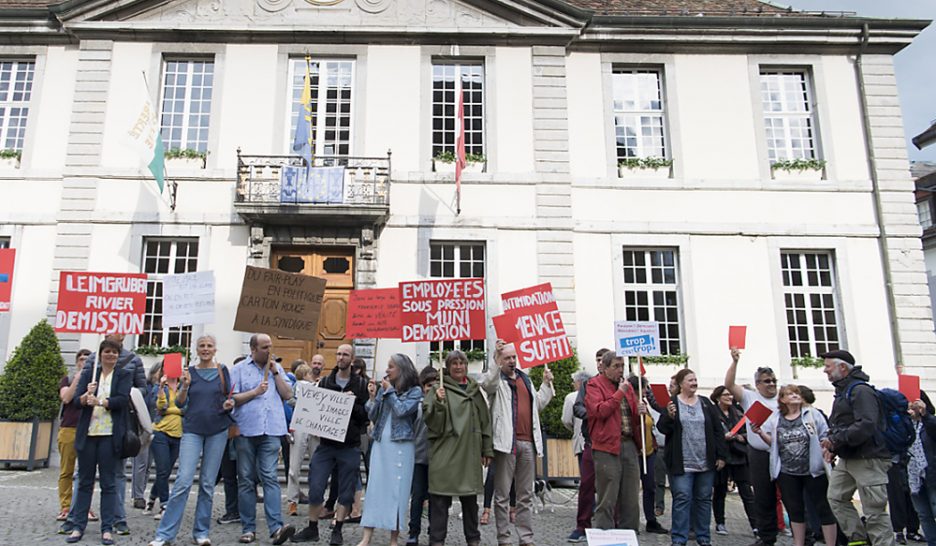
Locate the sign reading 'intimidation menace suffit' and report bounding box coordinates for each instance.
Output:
[399,278,485,342]
[55,271,148,334]
[492,283,572,368]
[233,266,327,341]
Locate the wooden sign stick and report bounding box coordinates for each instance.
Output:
[638,355,647,474]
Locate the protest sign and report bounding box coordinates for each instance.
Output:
[399,278,485,342]
[233,266,326,341]
[649,384,671,405]
[291,383,355,442]
[585,528,639,546]
[744,400,774,427]
[346,288,401,339]
[614,321,661,357]
[493,283,572,368]
[898,374,921,402]
[729,325,747,349]
[162,271,215,327]
[54,272,148,334]
[163,353,183,379]
[0,248,14,312]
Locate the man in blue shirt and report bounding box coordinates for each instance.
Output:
[231,333,296,545]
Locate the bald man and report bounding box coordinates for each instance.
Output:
[293,344,369,545]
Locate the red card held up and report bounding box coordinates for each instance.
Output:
[729,326,747,349]
[163,353,183,379]
[744,400,774,427]
[898,374,921,402]
[649,384,671,405]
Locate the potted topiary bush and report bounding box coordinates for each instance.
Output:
[529,350,580,484]
[0,320,67,470]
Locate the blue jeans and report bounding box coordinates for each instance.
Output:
[155,430,228,542]
[671,470,716,545]
[150,431,181,503]
[911,481,936,546]
[72,436,118,533]
[235,435,284,536]
[114,456,128,523]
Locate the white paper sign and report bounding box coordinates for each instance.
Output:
[162,271,216,327]
[614,320,661,356]
[586,528,639,546]
[291,384,355,442]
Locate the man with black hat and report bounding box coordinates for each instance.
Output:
[820,349,896,546]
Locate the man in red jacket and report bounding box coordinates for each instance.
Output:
[585,351,643,531]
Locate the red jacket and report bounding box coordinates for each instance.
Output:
[584,374,642,456]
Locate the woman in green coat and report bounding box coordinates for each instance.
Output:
[423,350,494,546]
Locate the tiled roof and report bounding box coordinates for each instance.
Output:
[563,0,795,16]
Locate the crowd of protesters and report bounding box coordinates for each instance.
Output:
[53,332,934,546]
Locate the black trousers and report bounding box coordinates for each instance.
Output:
[429,493,480,544]
[776,473,836,525]
[215,438,239,517]
[714,463,757,529]
[887,461,920,534]
[748,447,778,544]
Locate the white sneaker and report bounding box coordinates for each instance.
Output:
[148,541,167,546]
[193,538,211,545]
[716,524,729,535]
[154,506,165,520]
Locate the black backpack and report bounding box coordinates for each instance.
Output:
[843,382,915,457]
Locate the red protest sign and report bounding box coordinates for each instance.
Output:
[494,283,572,368]
[898,374,921,402]
[346,288,401,339]
[729,325,747,349]
[54,272,148,334]
[744,400,774,427]
[649,383,671,405]
[0,248,14,312]
[399,278,485,342]
[163,353,183,379]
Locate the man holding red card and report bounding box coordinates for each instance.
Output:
[725,348,779,546]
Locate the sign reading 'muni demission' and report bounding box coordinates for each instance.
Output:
[233,266,326,341]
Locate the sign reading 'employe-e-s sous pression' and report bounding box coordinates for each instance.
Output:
[398,278,485,342]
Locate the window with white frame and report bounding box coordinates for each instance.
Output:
[432,62,484,159]
[139,239,199,348]
[159,59,214,153]
[612,68,667,161]
[0,60,35,152]
[917,199,933,230]
[287,59,354,158]
[781,251,841,359]
[760,69,819,163]
[429,241,486,356]
[622,248,682,355]
[0,238,8,248]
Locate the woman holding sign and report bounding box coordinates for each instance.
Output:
[751,385,838,546]
[149,359,186,519]
[66,339,133,545]
[148,335,235,546]
[355,354,423,546]
[657,368,727,546]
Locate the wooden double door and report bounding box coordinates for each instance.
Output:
[270,247,353,374]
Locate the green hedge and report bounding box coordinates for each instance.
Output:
[528,350,580,439]
[0,321,67,421]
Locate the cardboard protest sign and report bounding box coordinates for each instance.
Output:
[614,321,661,356]
[493,283,572,368]
[729,325,747,349]
[0,248,14,312]
[233,266,326,341]
[162,271,215,327]
[649,384,671,405]
[399,278,485,342]
[346,288,401,339]
[898,374,921,402]
[585,528,639,546]
[55,272,148,334]
[291,383,355,442]
[744,400,774,427]
[163,353,183,379]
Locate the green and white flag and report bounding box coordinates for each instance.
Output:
[126,72,165,193]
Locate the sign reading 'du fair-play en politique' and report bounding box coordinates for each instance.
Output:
[492,283,572,368]
[55,271,148,334]
[399,278,485,342]
[233,266,326,341]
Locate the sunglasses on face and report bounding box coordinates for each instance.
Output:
[758,378,777,385]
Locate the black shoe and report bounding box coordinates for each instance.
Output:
[908,533,926,543]
[291,524,319,543]
[896,533,908,545]
[272,524,296,545]
[329,528,344,546]
[132,498,146,510]
[217,513,241,525]
[749,541,774,546]
[647,522,669,534]
[113,521,130,536]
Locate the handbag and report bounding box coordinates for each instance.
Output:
[217,362,239,439]
[121,400,142,458]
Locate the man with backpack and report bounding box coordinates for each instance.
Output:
[820,350,897,546]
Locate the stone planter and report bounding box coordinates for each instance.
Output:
[166,156,206,170]
[618,165,671,179]
[0,156,21,170]
[0,418,54,470]
[433,160,484,174]
[138,354,160,373]
[771,168,823,181]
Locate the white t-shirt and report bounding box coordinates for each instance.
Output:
[741,388,778,452]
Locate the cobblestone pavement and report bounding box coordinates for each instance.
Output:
[0,466,788,546]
